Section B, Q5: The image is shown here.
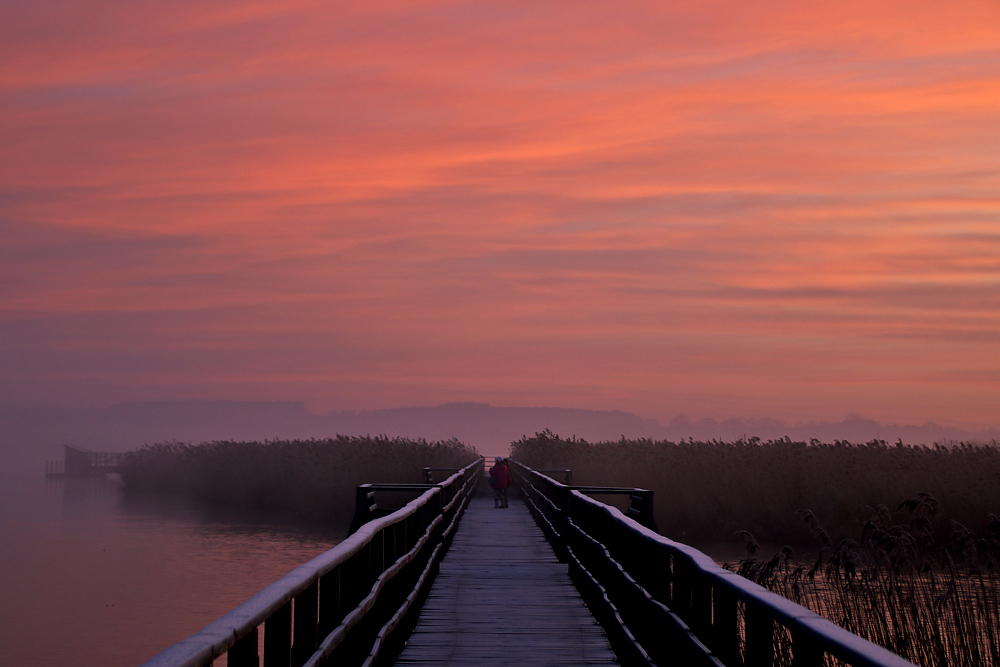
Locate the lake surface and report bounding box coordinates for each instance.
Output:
[0,458,341,667]
[0,444,761,667]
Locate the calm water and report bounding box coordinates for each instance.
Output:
[0,460,341,666]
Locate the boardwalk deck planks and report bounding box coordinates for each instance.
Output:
[394,495,618,667]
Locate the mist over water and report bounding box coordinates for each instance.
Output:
[2,400,995,664]
[0,443,341,667]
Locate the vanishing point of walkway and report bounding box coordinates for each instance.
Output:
[394,494,617,666]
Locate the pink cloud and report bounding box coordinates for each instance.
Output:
[1,0,999,428]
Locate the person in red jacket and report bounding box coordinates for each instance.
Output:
[489,456,511,508]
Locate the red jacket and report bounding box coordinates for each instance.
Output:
[489,462,511,489]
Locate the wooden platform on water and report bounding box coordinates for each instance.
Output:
[394,494,618,666]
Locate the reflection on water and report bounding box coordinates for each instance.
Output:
[0,475,342,667]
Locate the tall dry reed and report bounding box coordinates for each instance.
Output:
[511,430,1000,546]
[730,496,1000,667]
[512,431,1000,665]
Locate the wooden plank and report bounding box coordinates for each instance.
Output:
[394,495,617,667]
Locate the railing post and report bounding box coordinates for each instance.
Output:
[386,519,398,564]
[291,581,318,666]
[556,484,573,560]
[556,483,571,520]
[349,485,376,535]
[229,627,259,667]
[744,603,774,667]
[638,539,670,607]
[627,490,657,532]
[691,573,713,641]
[264,601,292,667]
[318,568,341,639]
[792,626,825,667]
[673,557,693,621]
[711,584,740,667]
[429,488,442,525]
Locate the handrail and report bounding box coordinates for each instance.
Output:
[140,457,483,667]
[349,483,442,534]
[535,468,572,484]
[511,460,918,667]
[422,466,464,483]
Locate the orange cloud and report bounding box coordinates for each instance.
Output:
[1,0,999,429]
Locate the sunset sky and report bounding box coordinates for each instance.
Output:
[2,0,999,430]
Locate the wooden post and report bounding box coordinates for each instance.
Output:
[673,559,693,622]
[627,491,657,532]
[264,601,292,667]
[385,520,397,564]
[228,627,259,667]
[291,581,318,666]
[711,585,740,667]
[792,626,825,667]
[318,568,341,639]
[348,486,376,535]
[744,604,774,667]
[691,574,713,641]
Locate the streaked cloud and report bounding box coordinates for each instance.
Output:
[1,0,999,429]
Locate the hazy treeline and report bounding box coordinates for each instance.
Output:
[120,436,478,525]
[510,431,1000,546]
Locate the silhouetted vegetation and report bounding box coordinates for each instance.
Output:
[730,497,1000,667]
[510,430,1000,546]
[513,431,1000,665]
[121,436,478,525]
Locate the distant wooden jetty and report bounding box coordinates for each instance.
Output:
[45,445,124,478]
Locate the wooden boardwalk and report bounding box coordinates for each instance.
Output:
[394,494,618,667]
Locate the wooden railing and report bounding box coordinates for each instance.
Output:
[346,465,476,535]
[511,461,918,667]
[140,458,482,667]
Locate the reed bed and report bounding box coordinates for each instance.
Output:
[510,430,1000,546]
[512,431,1000,666]
[730,497,1000,667]
[120,436,478,525]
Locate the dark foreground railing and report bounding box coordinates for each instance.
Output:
[141,458,482,667]
[511,461,917,667]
